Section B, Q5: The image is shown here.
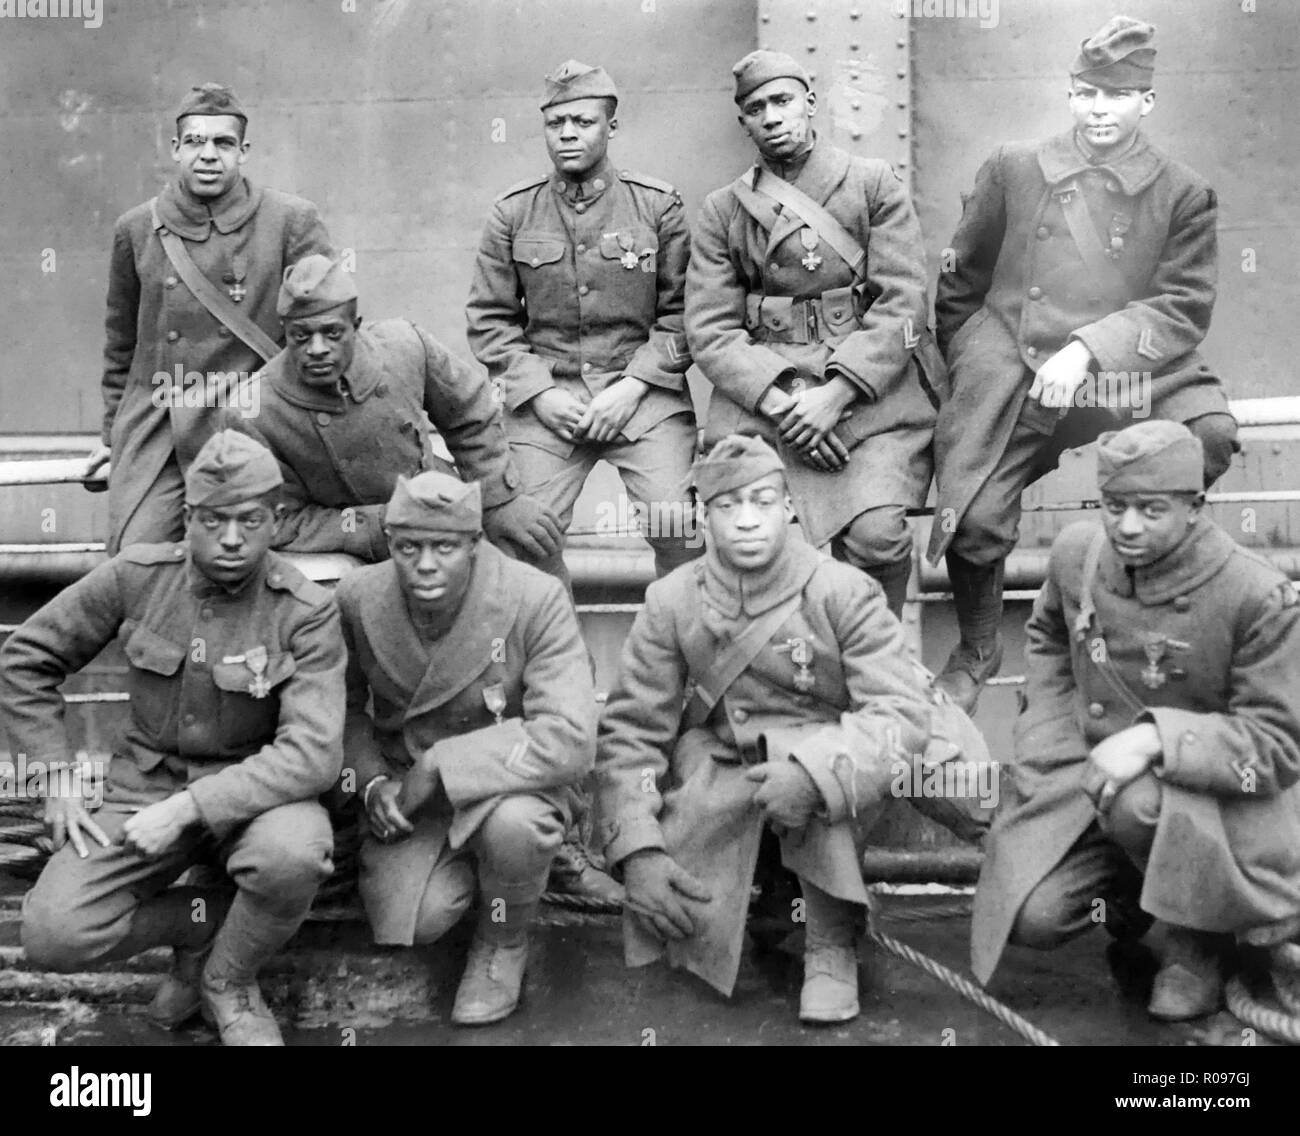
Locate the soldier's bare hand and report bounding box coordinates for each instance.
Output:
[44,796,111,860]
[122,791,198,858]
[1028,340,1092,413]
[483,494,562,560]
[776,380,856,452]
[1087,723,1161,791]
[794,435,848,473]
[745,761,823,829]
[622,850,712,942]
[757,384,796,421]
[82,444,111,493]
[367,779,414,843]
[530,389,588,443]
[574,377,647,443]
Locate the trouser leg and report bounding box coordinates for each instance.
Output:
[504,439,599,595]
[798,878,861,1023]
[835,505,913,620]
[109,452,186,557]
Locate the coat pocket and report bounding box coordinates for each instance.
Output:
[124,623,187,676]
[211,653,297,749]
[511,236,566,269]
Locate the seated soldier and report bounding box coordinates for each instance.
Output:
[4,431,346,1046]
[594,435,980,1024]
[228,254,560,566]
[337,472,595,1025]
[972,421,1300,1021]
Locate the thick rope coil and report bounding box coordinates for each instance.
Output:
[1225,975,1300,1046]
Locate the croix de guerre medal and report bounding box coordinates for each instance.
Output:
[245,645,270,699]
[482,683,507,725]
[1141,638,1167,690]
[785,637,816,693]
[617,232,639,270]
[799,228,823,272]
[226,254,248,303]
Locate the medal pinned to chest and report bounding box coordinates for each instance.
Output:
[616,232,640,270]
[224,254,249,303]
[222,645,272,698]
[799,228,823,273]
[775,636,816,693]
[482,683,507,726]
[1139,634,1190,690]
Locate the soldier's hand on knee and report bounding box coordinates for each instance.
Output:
[622,850,712,941]
[484,494,563,560]
[530,389,587,443]
[745,762,823,830]
[44,796,111,859]
[122,792,198,857]
[574,377,647,443]
[1087,723,1160,793]
[1028,341,1091,413]
[367,778,415,843]
[82,443,111,490]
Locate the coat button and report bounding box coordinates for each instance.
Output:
[1173,596,1191,612]
[578,284,590,296]
[732,708,748,724]
[1028,286,1043,300]
[316,412,331,426]
[1106,180,1120,193]
[217,327,231,337]
[1026,346,1038,358]
[575,203,587,214]
[165,276,178,288]
[582,362,593,372]
[166,330,180,342]
[1088,701,1106,719]
[770,262,780,273]
[201,607,213,620]
[183,714,196,727]
[576,243,586,253]
[1036,226,1050,239]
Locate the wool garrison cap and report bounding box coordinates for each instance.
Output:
[1071,16,1156,89]
[175,82,248,126]
[385,472,482,533]
[1097,420,1203,494]
[540,60,618,110]
[185,430,283,508]
[732,49,812,104]
[276,255,358,320]
[695,434,785,503]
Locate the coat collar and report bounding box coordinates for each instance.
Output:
[154,177,263,241]
[1097,518,1236,605]
[701,535,823,618]
[551,158,615,207]
[753,131,849,205]
[360,543,524,720]
[265,322,387,413]
[1036,129,1167,196]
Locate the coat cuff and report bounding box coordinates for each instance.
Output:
[1146,706,1240,795]
[734,348,801,412]
[824,360,878,403]
[185,774,242,842]
[431,718,531,806]
[1070,321,1145,376]
[502,360,557,411]
[599,813,667,869]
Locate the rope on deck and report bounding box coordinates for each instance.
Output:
[1225,975,1300,1046]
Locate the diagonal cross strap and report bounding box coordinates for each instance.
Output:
[150,197,281,363]
[1052,180,1130,299]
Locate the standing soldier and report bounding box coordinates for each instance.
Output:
[225,255,560,564]
[972,422,1300,1022]
[686,51,942,618]
[467,59,700,586]
[338,472,595,1024]
[595,436,983,1023]
[929,17,1238,711]
[6,431,346,1046]
[86,82,333,555]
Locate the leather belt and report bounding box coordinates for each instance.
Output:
[745,286,864,345]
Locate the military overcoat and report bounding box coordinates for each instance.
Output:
[229,320,522,559]
[972,520,1300,984]
[685,136,940,548]
[101,178,332,552]
[930,131,1227,562]
[336,542,595,943]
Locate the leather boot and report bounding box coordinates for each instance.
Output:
[547,837,624,904]
[1147,924,1225,1021]
[935,553,1005,714]
[200,897,305,1046]
[451,899,538,1026]
[799,882,860,1024]
[868,557,912,622]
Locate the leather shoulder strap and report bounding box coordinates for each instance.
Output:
[149,198,280,362]
[1052,181,1130,298]
[1077,528,1149,715]
[748,171,868,282]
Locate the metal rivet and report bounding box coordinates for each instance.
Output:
[897,39,907,48]
[897,101,908,109]
[850,8,861,17]
[807,44,816,51]
[896,70,907,78]
[850,99,861,110]
[806,9,816,19]
[760,12,769,21]
[849,42,859,51]
[850,128,862,139]
[850,70,859,80]
[898,129,908,137]
[897,159,908,167]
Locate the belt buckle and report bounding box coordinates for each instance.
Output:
[801,299,819,344]
[738,740,763,766]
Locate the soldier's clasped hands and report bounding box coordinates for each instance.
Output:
[43,795,111,860]
[745,761,824,829]
[621,849,713,942]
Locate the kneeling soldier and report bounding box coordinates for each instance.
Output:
[6,431,346,1046]
[595,436,954,1023]
[972,421,1300,1021]
[338,472,595,1024]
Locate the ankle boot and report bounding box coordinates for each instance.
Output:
[1148,924,1225,1021]
[200,896,306,1046]
[146,887,232,1030]
[799,882,860,1024]
[935,553,1005,713]
[451,898,538,1026]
